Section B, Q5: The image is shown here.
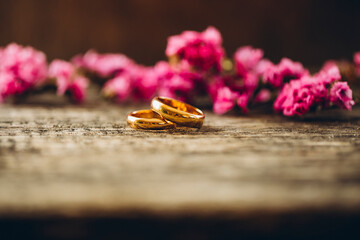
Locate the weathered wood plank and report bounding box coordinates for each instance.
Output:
[0,104,360,219]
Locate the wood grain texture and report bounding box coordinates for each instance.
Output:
[1,104,360,220]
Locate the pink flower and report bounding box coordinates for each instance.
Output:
[0,71,14,102]
[131,65,158,101]
[154,61,203,102]
[208,75,227,101]
[74,50,159,103]
[69,76,89,103]
[212,86,239,115]
[102,74,132,102]
[165,26,224,72]
[210,46,268,112]
[254,59,274,76]
[321,60,338,72]
[330,81,355,110]
[273,64,354,116]
[237,93,250,114]
[234,46,264,77]
[209,46,269,112]
[48,60,74,95]
[278,58,308,77]
[209,76,251,114]
[274,79,314,116]
[353,52,360,76]
[157,74,194,102]
[0,43,47,101]
[262,58,308,88]
[72,50,134,78]
[102,63,159,103]
[243,72,259,91]
[254,89,271,103]
[48,59,89,103]
[273,83,291,113]
[315,64,341,86]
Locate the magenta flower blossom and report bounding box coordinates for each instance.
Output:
[131,65,158,101]
[353,52,360,76]
[74,50,159,102]
[273,77,314,116]
[165,26,225,72]
[72,50,134,78]
[48,60,74,95]
[102,64,158,102]
[69,76,88,103]
[232,47,278,108]
[254,89,271,103]
[212,86,239,115]
[210,45,268,113]
[330,81,355,110]
[237,93,251,114]
[157,74,194,102]
[262,58,308,88]
[315,64,341,86]
[48,59,89,103]
[209,75,252,114]
[154,61,203,102]
[274,65,354,116]
[0,43,47,102]
[254,59,274,75]
[243,72,259,91]
[211,86,251,115]
[102,74,132,102]
[0,71,14,102]
[321,60,338,72]
[234,46,264,77]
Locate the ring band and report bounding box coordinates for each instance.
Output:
[127,109,176,130]
[151,97,205,129]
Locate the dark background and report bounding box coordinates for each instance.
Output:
[0,0,359,67]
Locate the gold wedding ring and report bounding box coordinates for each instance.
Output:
[127,109,176,130]
[151,97,205,129]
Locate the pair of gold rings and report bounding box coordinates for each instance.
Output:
[127,97,205,130]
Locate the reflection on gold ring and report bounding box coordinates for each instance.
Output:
[151,96,205,129]
[127,109,176,130]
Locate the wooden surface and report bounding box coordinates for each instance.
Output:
[1,104,360,239]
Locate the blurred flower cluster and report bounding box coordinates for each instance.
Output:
[0,43,47,102]
[0,27,358,117]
